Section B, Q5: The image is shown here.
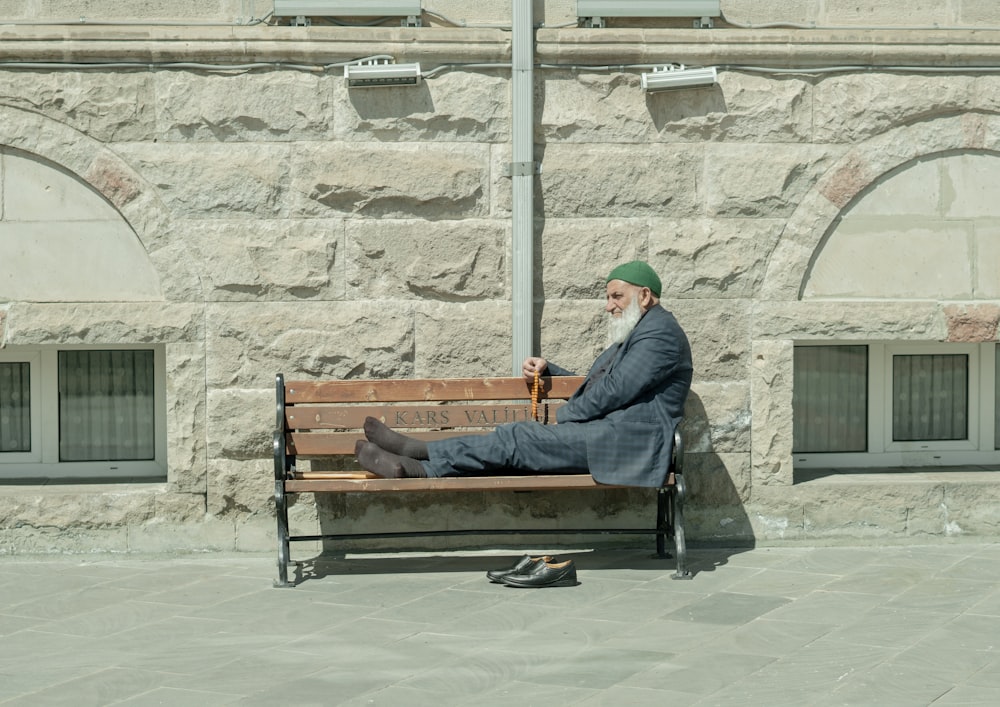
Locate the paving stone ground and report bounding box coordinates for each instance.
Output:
[2,543,1000,705]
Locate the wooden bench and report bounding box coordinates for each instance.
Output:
[273,373,689,587]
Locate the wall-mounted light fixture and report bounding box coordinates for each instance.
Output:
[578,0,721,28]
[641,65,717,92]
[344,61,422,88]
[273,0,422,26]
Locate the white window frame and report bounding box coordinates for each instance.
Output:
[0,350,41,463]
[795,342,998,469]
[0,345,167,481]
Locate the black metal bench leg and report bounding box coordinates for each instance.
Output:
[671,475,692,579]
[655,487,672,559]
[274,483,293,588]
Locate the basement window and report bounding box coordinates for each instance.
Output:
[0,346,166,482]
[793,342,999,469]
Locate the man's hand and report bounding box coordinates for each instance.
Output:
[522,357,548,380]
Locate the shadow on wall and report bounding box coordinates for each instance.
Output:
[681,390,755,547]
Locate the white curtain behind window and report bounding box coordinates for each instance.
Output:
[0,362,30,452]
[58,350,155,461]
[892,354,968,442]
[793,346,868,453]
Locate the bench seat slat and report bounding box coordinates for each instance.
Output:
[285,474,622,493]
[287,429,489,455]
[284,376,583,403]
[286,402,563,431]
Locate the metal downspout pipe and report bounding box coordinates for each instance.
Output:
[510,0,535,375]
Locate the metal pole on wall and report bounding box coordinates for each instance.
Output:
[510,0,535,376]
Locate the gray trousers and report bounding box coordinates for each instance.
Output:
[422,421,591,477]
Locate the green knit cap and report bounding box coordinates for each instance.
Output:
[606,261,662,297]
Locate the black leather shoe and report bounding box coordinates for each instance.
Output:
[486,555,551,584]
[501,559,578,588]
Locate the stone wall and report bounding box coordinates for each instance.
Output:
[2,6,1000,555]
[3,1,1000,27]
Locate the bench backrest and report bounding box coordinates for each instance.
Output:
[276,374,585,458]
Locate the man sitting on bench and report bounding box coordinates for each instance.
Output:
[355,260,692,487]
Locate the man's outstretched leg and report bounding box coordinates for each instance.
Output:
[355,440,427,478]
[363,417,429,460]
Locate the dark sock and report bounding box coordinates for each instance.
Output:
[363,417,429,460]
[355,440,427,479]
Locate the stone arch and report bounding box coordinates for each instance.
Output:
[802,148,1000,300]
[0,105,199,300]
[760,112,1000,301]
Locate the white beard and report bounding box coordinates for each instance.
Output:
[606,297,643,346]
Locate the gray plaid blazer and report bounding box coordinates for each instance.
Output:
[548,305,692,487]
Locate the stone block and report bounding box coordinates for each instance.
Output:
[184,219,343,301]
[115,143,290,218]
[753,301,947,340]
[705,143,842,217]
[975,223,1000,298]
[128,516,236,553]
[669,299,751,382]
[960,1,1000,24]
[8,526,129,554]
[236,514,284,553]
[649,218,782,298]
[943,303,1000,342]
[711,72,812,142]
[686,505,756,544]
[287,493,320,540]
[153,492,206,523]
[684,451,751,506]
[147,240,206,302]
[540,71,659,145]
[336,72,509,143]
[3,149,120,222]
[750,339,794,487]
[533,143,703,218]
[205,301,415,387]
[207,391,273,461]
[0,71,155,142]
[540,71,794,144]
[154,70,335,142]
[0,221,163,303]
[940,152,1000,218]
[814,74,977,145]
[844,158,941,218]
[804,218,975,300]
[346,219,506,301]
[32,1,242,20]
[0,486,158,529]
[538,219,647,299]
[721,0,820,26]
[746,476,1000,542]
[165,343,208,493]
[291,142,489,219]
[208,459,274,519]
[414,302,512,377]
[800,488,913,539]
[745,505,802,542]
[823,0,948,25]
[684,382,751,454]
[538,301,607,377]
[941,482,1000,536]
[1,302,204,345]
